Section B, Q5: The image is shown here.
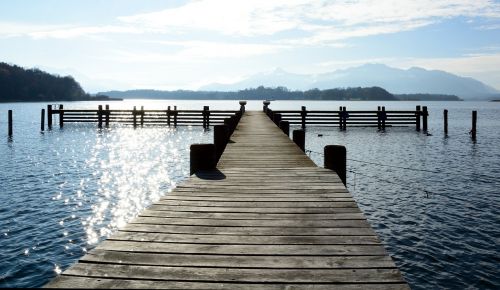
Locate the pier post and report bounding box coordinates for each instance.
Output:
[273,113,282,126]
[59,105,64,128]
[416,105,421,132]
[267,109,273,119]
[214,125,229,161]
[293,129,305,152]
[41,109,45,131]
[338,106,342,129]
[381,106,386,130]
[301,106,307,129]
[167,106,171,127]
[471,110,477,140]
[8,110,13,136]
[279,120,290,136]
[444,109,448,135]
[422,106,428,132]
[98,105,103,128]
[190,144,216,175]
[133,106,137,128]
[377,106,381,130]
[174,106,178,128]
[239,101,247,113]
[324,145,346,186]
[203,106,210,129]
[342,106,347,131]
[140,106,144,127]
[263,100,270,112]
[105,105,110,127]
[47,105,53,130]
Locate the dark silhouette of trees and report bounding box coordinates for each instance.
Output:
[0,62,91,102]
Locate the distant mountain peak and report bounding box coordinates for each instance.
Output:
[200,63,498,99]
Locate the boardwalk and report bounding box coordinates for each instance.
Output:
[46,111,409,289]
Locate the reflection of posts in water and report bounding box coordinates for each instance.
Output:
[324,145,346,186]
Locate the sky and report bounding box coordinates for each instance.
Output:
[0,0,499,93]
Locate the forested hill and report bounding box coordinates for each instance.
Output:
[102,86,399,100]
[0,62,118,102]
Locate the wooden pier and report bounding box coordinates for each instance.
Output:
[46,111,408,289]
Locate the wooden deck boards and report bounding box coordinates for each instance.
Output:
[45,111,408,289]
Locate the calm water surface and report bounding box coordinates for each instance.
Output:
[0,100,498,289]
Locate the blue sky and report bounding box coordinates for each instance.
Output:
[1,0,499,92]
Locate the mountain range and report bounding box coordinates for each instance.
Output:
[200,64,499,100]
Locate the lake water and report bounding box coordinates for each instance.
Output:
[0,100,498,289]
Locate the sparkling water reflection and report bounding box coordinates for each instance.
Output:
[0,100,499,289]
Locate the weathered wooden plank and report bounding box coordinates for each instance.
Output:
[153,200,358,208]
[62,264,405,283]
[46,276,410,289]
[120,224,377,236]
[130,217,370,228]
[108,232,380,245]
[139,210,365,220]
[147,205,362,213]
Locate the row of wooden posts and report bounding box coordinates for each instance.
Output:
[4,105,479,141]
[41,103,247,130]
[264,102,430,131]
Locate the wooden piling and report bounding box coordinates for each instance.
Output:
[8,110,13,136]
[263,100,270,112]
[422,106,428,132]
[324,145,346,186]
[97,105,103,128]
[174,106,178,128]
[133,106,137,128]
[471,110,477,140]
[239,101,247,113]
[279,120,290,136]
[47,105,53,129]
[292,129,305,152]
[203,106,210,129]
[140,106,144,127]
[273,113,282,126]
[167,106,171,126]
[416,105,421,132]
[338,106,342,129]
[444,109,448,135]
[190,144,216,175]
[381,106,386,130]
[214,125,229,161]
[377,106,381,130]
[105,105,110,127]
[59,105,64,128]
[41,109,45,131]
[342,106,347,131]
[301,106,307,129]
